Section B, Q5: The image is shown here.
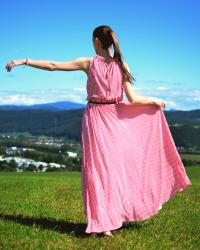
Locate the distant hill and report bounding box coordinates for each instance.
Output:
[0,108,84,141]
[0,107,199,147]
[164,109,200,124]
[0,101,86,111]
[0,101,198,114]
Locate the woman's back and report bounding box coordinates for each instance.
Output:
[86,55,124,103]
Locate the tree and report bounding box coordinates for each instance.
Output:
[25,163,36,172]
[9,159,18,171]
[38,164,43,171]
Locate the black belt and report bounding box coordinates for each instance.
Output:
[88,100,118,104]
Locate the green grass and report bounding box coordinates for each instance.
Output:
[180,153,200,161]
[0,167,199,250]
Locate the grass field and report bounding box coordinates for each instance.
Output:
[180,153,200,161]
[0,167,199,250]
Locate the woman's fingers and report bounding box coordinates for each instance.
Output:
[5,61,15,72]
[5,64,10,72]
[161,100,166,109]
[5,62,10,72]
[155,99,166,109]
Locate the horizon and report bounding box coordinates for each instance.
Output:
[0,100,199,112]
[1,0,200,110]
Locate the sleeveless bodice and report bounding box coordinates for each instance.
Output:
[86,55,124,103]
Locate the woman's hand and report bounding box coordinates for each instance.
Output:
[151,97,166,109]
[5,59,25,72]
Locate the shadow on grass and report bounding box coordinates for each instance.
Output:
[0,213,143,238]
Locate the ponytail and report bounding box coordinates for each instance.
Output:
[110,31,135,84]
[93,25,135,84]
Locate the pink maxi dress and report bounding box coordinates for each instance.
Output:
[81,54,192,234]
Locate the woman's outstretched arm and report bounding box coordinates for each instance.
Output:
[5,57,91,73]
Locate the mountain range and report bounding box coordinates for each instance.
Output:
[0,101,196,111]
[0,101,199,147]
[0,101,86,111]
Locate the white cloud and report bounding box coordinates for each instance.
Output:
[0,87,199,110]
[155,86,168,90]
[0,88,86,106]
[144,79,184,87]
[165,100,177,108]
[186,89,200,97]
[73,87,85,92]
[170,90,184,96]
[135,87,200,110]
[144,80,168,84]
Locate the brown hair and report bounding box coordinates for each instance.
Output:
[92,25,135,84]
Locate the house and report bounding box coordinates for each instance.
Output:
[66,151,77,157]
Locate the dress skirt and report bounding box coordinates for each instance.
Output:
[81,101,192,233]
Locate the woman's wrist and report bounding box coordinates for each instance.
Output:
[15,59,28,66]
[23,58,30,65]
[22,59,27,65]
[148,97,159,104]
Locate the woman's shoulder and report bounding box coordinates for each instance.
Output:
[79,57,95,76]
[81,56,95,63]
[74,56,94,64]
[79,57,94,69]
[84,57,94,70]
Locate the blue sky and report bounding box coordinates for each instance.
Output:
[1,0,200,110]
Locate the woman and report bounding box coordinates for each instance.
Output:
[5,25,192,238]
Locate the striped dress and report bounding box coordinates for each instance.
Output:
[81,54,192,234]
